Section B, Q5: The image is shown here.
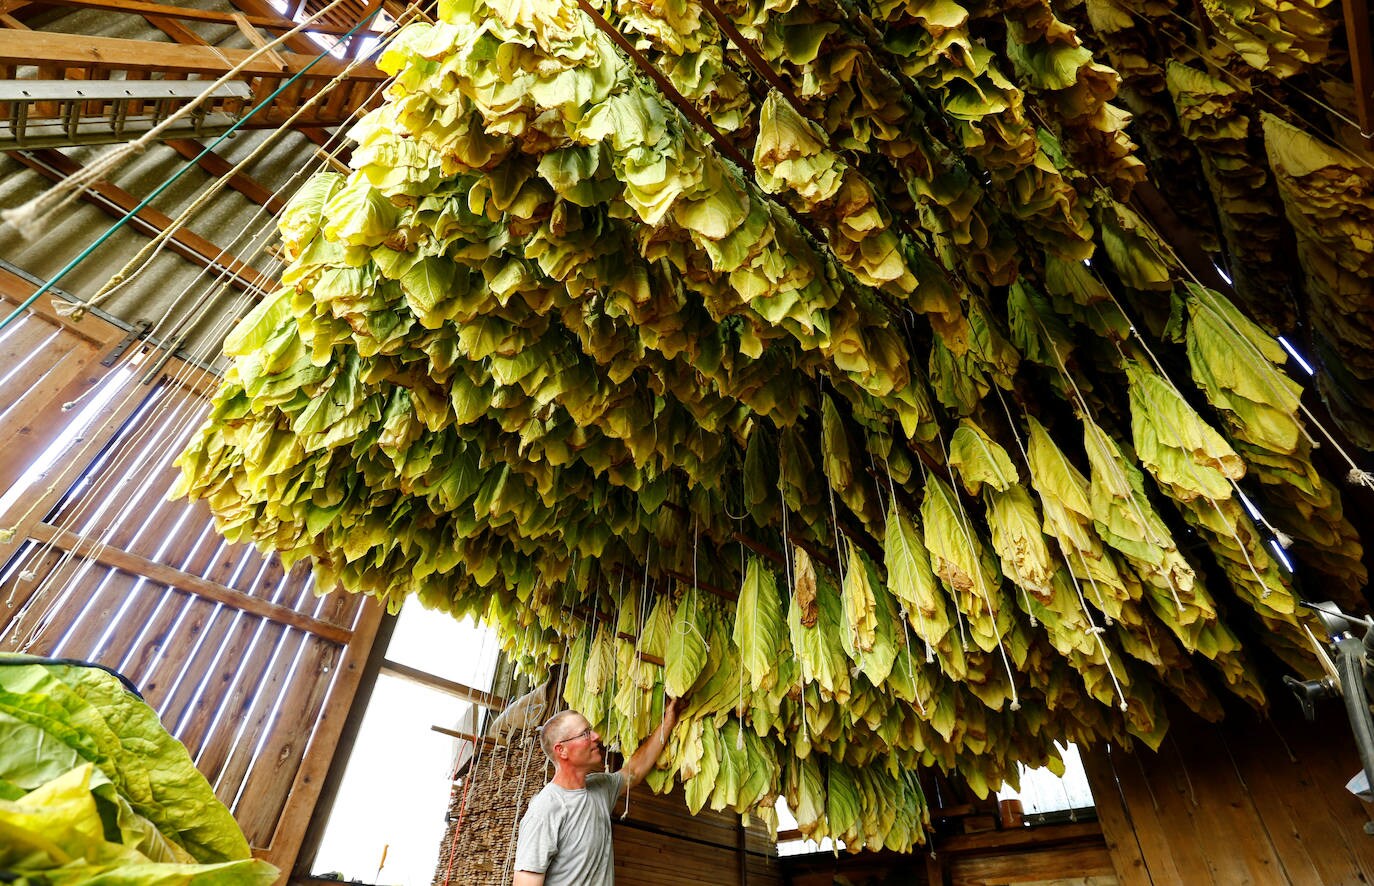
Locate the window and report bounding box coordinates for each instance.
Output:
[311,604,502,884]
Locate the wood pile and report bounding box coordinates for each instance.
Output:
[431,731,549,886]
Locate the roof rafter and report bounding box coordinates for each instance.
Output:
[11,148,275,297]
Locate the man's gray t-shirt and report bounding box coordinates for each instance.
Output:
[515,770,625,885]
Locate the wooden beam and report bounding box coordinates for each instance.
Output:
[28,521,355,644]
[165,138,287,214]
[261,597,387,883]
[288,610,398,881]
[19,0,378,38]
[431,724,506,747]
[0,28,384,79]
[11,148,276,297]
[232,12,289,72]
[936,820,1104,854]
[1343,0,1374,134]
[380,658,511,710]
[224,0,332,55]
[145,14,208,45]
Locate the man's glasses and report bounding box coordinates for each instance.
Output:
[556,727,594,747]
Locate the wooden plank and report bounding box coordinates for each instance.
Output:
[145,15,208,46]
[0,279,119,347]
[1098,742,1189,884]
[29,521,353,643]
[0,543,83,648]
[380,658,509,709]
[154,558,271,749]
[0,335,86,439]
[21,0,379,37]
[73,463,198,558]
[118,530,228,685]
[938,821,1103,854]
[208,622,304,815]
[232,634,344,846]
[614,786,764,853]
[1228,710,1374,885]
[127,591,225,712]
[1343,0,1374,134]
[309,579,361,631]
[54,565,159,663]
[12,149,277,299]
[946,844,1115,885]
[612,826,759,886]
[1158,727,1286,884]
[259,597,386,880]
[232,12,290,72]
[288,610,396,880]
[0,369,146,545]
[0,28,383,79]
[1079,745,1153,886]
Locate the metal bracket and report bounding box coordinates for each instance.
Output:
[100,319,151,367]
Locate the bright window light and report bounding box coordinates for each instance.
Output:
[774,795,845,856]
[1270,540,1295,572]
[312,606,500,884]
[1277,336,1316,376]
[0,365,135,520]
[997,742,1094,820]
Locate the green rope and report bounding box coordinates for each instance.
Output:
[0,9,382,335]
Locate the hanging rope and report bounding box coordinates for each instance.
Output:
[0,2,384,336]
[1,0,366,240]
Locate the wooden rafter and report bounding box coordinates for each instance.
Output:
[1343,0,1374,134]
[223,0,333,55]
[11,148,275,297]
[30,522,352,644]
[0,28,381,79]
[144,14,208,45]
[0,27,385,137]
[164,139,287,214]
[5,0,380,38]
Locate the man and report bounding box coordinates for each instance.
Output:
[513,697,684,885]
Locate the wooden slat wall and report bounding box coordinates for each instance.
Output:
[612,785,784,886]
[1082,701,1374,885]
[781,820,1116,886]
[0,273,384,883]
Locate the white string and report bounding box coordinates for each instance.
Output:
[931,429,1021,711]
[989,388,1129,713]
[0,0,369,238]
[2,13,414,651]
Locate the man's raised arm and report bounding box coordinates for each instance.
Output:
[618,696,685,793]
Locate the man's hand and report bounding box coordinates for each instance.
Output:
[663,695,686,726]
[619,694,685,793]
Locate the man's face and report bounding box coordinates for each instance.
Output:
[554,715,603,772]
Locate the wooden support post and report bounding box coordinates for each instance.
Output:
[1344,0,1374,135]
[289,610,398,882]
[260,597,387,882]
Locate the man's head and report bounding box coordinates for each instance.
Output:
[538,709,603,772]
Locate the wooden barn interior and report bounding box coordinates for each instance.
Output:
[1,0,1373,883]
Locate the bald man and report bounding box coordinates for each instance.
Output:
[513,698,684,886]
